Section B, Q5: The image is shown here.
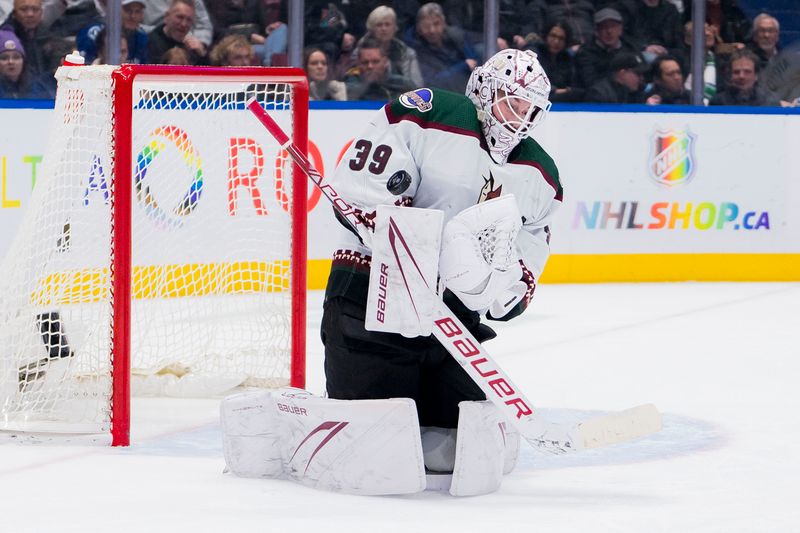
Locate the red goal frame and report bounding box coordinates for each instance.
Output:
[110,65,309,446]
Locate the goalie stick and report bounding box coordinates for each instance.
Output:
[246,98,661,454]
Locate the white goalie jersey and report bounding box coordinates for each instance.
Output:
[328,88,562,319]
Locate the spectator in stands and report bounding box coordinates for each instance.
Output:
[338,0,418,41]
[676,21,722,104]
[333,29,356,81]
[0,0,50,76]
[0,29,51,97]
[585,51,648,103]
[206,0,268,43]
[148,0,206,64]
[441,0,544,52]
[543,0,595,49]
[209,33,249,66]
[159,45,190,64]
[91,27,127,64]
[141,0,212,51]
[252,0,287,66]
[645,55,691,104]
[532,20,584,102]
[345,36,414,101]
[209,34,253,66]
[575,7,643,88]
[44,0,100,39]
[682,0,749,47]
[305,46,346,101]
[616,0,682,60]
[121,0,148,62]
[404,2,478,94]
[356,5,423,87]
[76,0,148,64]
[710,48,765,106]
[304,1,349,69]
[748,13,780,71]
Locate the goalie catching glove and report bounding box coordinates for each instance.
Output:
[439,195,527,318]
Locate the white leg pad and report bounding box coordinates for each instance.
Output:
[221,388,426,495]
[449,400,520,497]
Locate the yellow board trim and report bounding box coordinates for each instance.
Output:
[31,254,800,306]
[32,261,291,306]
[306,254,800,288]
[539,254,800,283]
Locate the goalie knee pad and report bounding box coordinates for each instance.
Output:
[420,426,457,472]
[221,389,426,495]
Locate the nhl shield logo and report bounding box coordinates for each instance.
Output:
[649,129,696,186]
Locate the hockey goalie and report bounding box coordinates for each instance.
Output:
[222,49,560,496]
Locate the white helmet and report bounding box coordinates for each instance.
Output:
[466,49,552,165]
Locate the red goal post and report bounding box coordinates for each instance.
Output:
[0,65,309,446]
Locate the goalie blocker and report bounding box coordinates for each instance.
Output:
[221,389,519,496]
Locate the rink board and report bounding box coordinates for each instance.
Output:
[1,102,799,283]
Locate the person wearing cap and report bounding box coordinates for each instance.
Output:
[76,0,148,64]
[574,7,643,89]
[584,51,648,104]
[0,29,52,98]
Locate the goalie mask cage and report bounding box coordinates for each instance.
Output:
[0,65,309,446]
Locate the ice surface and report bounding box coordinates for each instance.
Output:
[2,282,798,532]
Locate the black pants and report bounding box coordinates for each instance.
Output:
[321,295,491,428]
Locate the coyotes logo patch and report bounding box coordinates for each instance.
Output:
[478,171,503,203]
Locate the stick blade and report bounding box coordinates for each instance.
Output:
[575,403,662,450]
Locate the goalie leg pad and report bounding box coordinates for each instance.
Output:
[449,400,520,497]
[221,389,427,495]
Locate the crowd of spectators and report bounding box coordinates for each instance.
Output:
[0,0,798,106]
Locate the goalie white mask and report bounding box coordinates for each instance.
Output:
[466,49,552,165]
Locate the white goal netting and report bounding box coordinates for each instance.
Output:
[0,66,305,437]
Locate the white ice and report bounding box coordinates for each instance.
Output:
[2,282,799,533]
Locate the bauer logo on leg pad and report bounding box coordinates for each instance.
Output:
[277,402,307,416]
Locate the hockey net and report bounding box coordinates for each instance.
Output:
[0,65,308,445]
